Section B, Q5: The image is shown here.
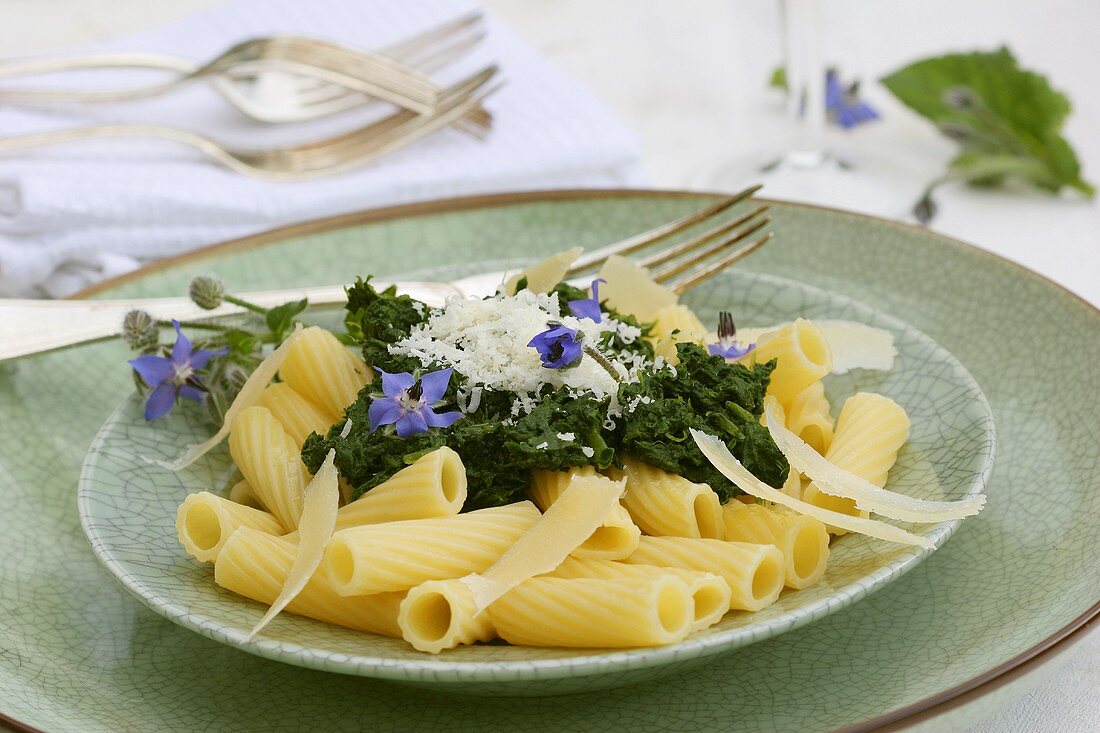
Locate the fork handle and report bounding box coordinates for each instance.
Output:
[0,53,198,102]
[0,282,458,362]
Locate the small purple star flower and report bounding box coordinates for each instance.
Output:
[568,278,607,322]
[708,311,755,361]
[368,368,464,438]
[826,69,879,130]
[528,323,584,369]
[128,320,228,421]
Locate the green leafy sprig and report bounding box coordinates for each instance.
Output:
[880,47,1094,222]
[123,275,310,424]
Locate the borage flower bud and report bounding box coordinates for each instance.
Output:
[707,311,754,360]
[122,309,159,352]
[189,275,225,310]
[528,323,584,369]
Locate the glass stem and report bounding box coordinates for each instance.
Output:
[782,0,827,168]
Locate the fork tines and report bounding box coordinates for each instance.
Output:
[566,185,772,293]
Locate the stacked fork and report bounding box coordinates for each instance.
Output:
[0,13,499,179]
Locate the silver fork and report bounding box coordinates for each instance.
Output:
[0,66,500,179]
[0,14,485,116]
[0,187,770,362]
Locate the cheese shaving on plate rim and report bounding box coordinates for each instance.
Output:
[763,400,986,522]
[247,447,339,639]
[690,429,934,549]
[461,473,626,614]
[156,324,304,471]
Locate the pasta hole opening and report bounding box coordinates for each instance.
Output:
[692,584,727,623]
[693,494,722,539]
[184,504,223,551]
[752,551,784,603]
[583,525,631,553]
[326,542,356,588]
[656,582,690,635]
[805,485,859,516]
[800,426,828,456]
[407,591,453,643]
[795,321,830,370]
[792,524,825,581]
[439,454,465,505]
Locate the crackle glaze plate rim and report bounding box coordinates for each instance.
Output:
[1,189,1097,733]
[76,265,995,681]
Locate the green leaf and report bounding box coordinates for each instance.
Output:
[881,47,1093,196]
[265,298,308,341]
[769,66,787,91]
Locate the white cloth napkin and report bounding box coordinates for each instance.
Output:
[0,0,642,297]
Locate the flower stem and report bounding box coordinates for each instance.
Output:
[583,344,623,382]
[223,294,268,315]
[155,319,230,332]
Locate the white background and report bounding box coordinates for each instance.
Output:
[1,1,1096,731]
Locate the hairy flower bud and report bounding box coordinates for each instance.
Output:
[189,276,225,310]
[122,309,159,351]
[943,86,978,110]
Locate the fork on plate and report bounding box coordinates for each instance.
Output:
[0,186,771,362]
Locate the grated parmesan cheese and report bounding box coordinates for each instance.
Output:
[581,446,595,458]
[390,289,649,415]
[556,432,576,442]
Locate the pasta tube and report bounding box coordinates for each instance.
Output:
[784,380,835,455]
[650,304,708,364]
[255,382,339,447]
[621,458,724,540]
[399,579,497,654]
[322,502,541,595]
[214,528,403,637]
[530,467,640,560]
[750,319,832,405]
[490,576,694,647]
[228,479,263,509]
[551,557,731,632]
[278,326,369,417]
[335,447,467,529]
[802,393,910,532]
[176,491,284,563]
[721,502,830,589]
[626,536,784,612]
[228,406,308,531]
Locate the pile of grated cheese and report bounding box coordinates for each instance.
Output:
[389,290,649,415]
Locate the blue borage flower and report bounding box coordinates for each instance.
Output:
[368,367,464,438]
[528,323,584,369]
[567,278,607,323]
[128,320,228,421]
[826,69,879,129]
[708,311,755,360]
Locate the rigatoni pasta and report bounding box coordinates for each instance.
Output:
[228,405,308,531]
[721,502,830,589]
[255,382,339,447]
[621,459,724,540]
[530,467,640,560]
[490,576,694,648]
[784,380,835,455]
[278,326,369,417]
[215,528,403,637]
[750,319,832,405]
[321,502,541,595]
[550,556,731,632]
[802,393,910,531]
[626,536,784,612]
[398,578,497,653]
[176,491,284,563]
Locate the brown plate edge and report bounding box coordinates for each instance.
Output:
[0,187,1080,733]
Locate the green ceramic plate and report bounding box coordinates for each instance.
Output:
[1,191,1097,732]
[76,267,994,694]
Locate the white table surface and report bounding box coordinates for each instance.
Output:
[1,1,1096,731]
